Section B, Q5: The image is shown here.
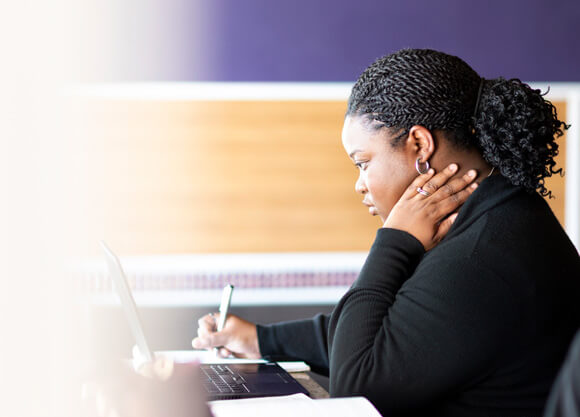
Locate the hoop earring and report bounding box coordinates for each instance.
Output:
[415,158,430,175]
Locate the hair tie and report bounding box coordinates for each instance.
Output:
[473,78,484,119]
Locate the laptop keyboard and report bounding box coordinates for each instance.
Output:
[201,364,250,394]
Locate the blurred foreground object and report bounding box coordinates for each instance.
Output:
[544,330,580,417]
[81,358,212,417]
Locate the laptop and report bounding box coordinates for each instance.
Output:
[100,241,310,400]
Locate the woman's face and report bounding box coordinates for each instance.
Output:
[341,115,416,223]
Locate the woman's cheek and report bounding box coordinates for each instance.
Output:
[372,182,398,220]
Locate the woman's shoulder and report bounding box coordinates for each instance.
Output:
[413,187,580,311]
[440,178,576,269]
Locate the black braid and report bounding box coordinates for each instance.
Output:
[347,49,568,197]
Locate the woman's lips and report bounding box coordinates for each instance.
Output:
[363,201,378,215]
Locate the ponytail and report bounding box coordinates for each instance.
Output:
[474,78,568,197]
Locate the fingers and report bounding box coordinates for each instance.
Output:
[217,347,233,358]
[197,313,218,339]
[414,164,478,203]
[417,163,459,197]
[433,178,478,216]
[431,169,478,202]
[192,329,230,350]
[198,313,218,332]
[404,168,436,198]
[411,163,479,224]
[433,212,459,243]
[191,336,207,350]
[152,356,175,381]
[387,163,482,252]
[193,312,222,350]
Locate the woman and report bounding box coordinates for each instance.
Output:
[193,49,580,416]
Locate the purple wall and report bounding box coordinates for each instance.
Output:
[95,0,580,82]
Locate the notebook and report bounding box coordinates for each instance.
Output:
[100,241,310,400]
[209,393,382,417]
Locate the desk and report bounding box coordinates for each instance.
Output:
[290,372,329,399]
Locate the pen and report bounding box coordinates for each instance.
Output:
[214,284,234,355]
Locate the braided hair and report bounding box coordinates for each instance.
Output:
[347,49,568,197]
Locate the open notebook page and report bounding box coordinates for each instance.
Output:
[156,350,267,364]
[209,393,382,417]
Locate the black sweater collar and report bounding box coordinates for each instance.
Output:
[446,175,524,239]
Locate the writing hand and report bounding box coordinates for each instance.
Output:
[192,313,261,359]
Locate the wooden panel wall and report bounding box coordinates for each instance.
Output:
[543,102,567,223]
[69,99,567,256]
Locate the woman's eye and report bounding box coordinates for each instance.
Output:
[355,161,368,170]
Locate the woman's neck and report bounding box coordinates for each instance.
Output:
[430,141,493,184]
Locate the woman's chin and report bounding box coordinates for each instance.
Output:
[367,206,386,223]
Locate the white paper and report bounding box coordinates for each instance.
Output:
[209,393,382,417]
[276,361,311,373]
[155,350,267,364]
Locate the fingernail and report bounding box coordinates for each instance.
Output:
[428,168,434,175]
[467,170,477,178]
[470,183,478,189]
[448,164,458,172]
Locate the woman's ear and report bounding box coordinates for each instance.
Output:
[405,125,436,163]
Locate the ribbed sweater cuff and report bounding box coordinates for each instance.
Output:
[256,323,280,358]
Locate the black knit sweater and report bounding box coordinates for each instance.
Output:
[257,176,580,416]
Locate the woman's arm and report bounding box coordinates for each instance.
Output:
[328,228,516,413]
[257,314,331,374]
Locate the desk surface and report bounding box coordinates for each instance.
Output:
[291,372,329,399]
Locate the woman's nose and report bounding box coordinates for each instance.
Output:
[355,175,367,194]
